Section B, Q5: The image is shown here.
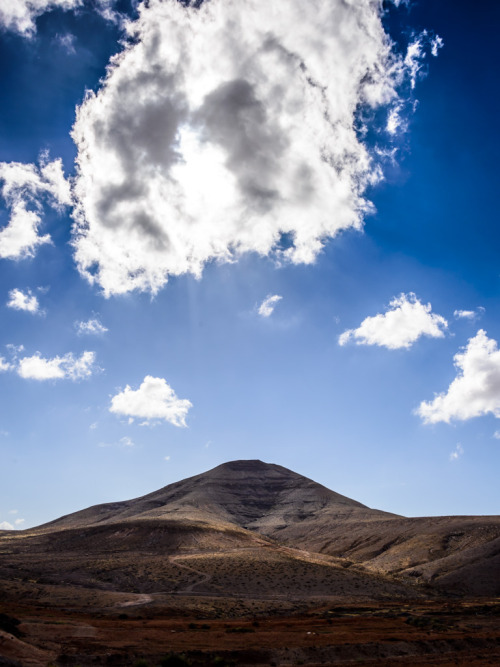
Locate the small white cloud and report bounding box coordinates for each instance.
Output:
[0,157,71,260]
[17,350,96,381]
[386,105,407,135]
[431,36,444,57]
[14,518,25,526]
[0,356,12,372]
[57,32,76,53]
[8,510,18,514]
[120,436,134,447]
[0,521,14,530]
[7,288,41,314]
[0,0,118,37]
[258,294,283,318]
[90,422,98,430]
[110,375,192,427]
[453,307,484,321]
[0,0,83,36]
[75,318,108,335]
[339,292,448,350]
[454,310,475,320]
[494,431,500,440]
[418,330,500,424]
[164,455,171,461]
[449,443,464,462]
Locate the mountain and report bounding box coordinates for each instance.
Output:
[1,460,499,606]
[39,459,392,532]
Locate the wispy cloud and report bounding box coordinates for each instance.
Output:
[98,436,135,448]
[0,156,71,260]
[339,293,448,350]
[453,307,484,321]
[75,318,108,335]
[449,443,464,462]
[418,330,500,424]
[258,294,282,318]
[0,0,118,36]
[110,376,192,427]
[0,356,12,372]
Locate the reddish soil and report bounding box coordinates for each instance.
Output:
[1,599,499,666]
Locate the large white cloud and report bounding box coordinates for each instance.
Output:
[17,350,96,381]
[71,0,432,296]
[0,158,71,260]
[110,375,192,427]
[418,330,500,424]
[339,293,448,350]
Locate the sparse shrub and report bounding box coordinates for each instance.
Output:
[159,653,191,667]
[225,626,255,633]
[212,657,234,667]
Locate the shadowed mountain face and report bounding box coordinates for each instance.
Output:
[3,460,500,599]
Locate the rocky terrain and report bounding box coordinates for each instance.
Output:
[0,459,498,666]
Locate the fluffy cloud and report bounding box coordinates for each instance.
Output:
[0,515,25,530]
[71,0,433,296]
[0,157,71,260]
[110,375,192,427]
[17,350,96,381]
[75,318,108,335]
[418,330,500,424]
[7,288,41,314]
[339,293,448,350]
[258,294,282,318]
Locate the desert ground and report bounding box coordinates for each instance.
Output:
[1,460,498,666]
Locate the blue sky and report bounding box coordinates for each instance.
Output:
[1,0,499,531]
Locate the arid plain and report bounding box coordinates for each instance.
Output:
[1,460,499,666]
